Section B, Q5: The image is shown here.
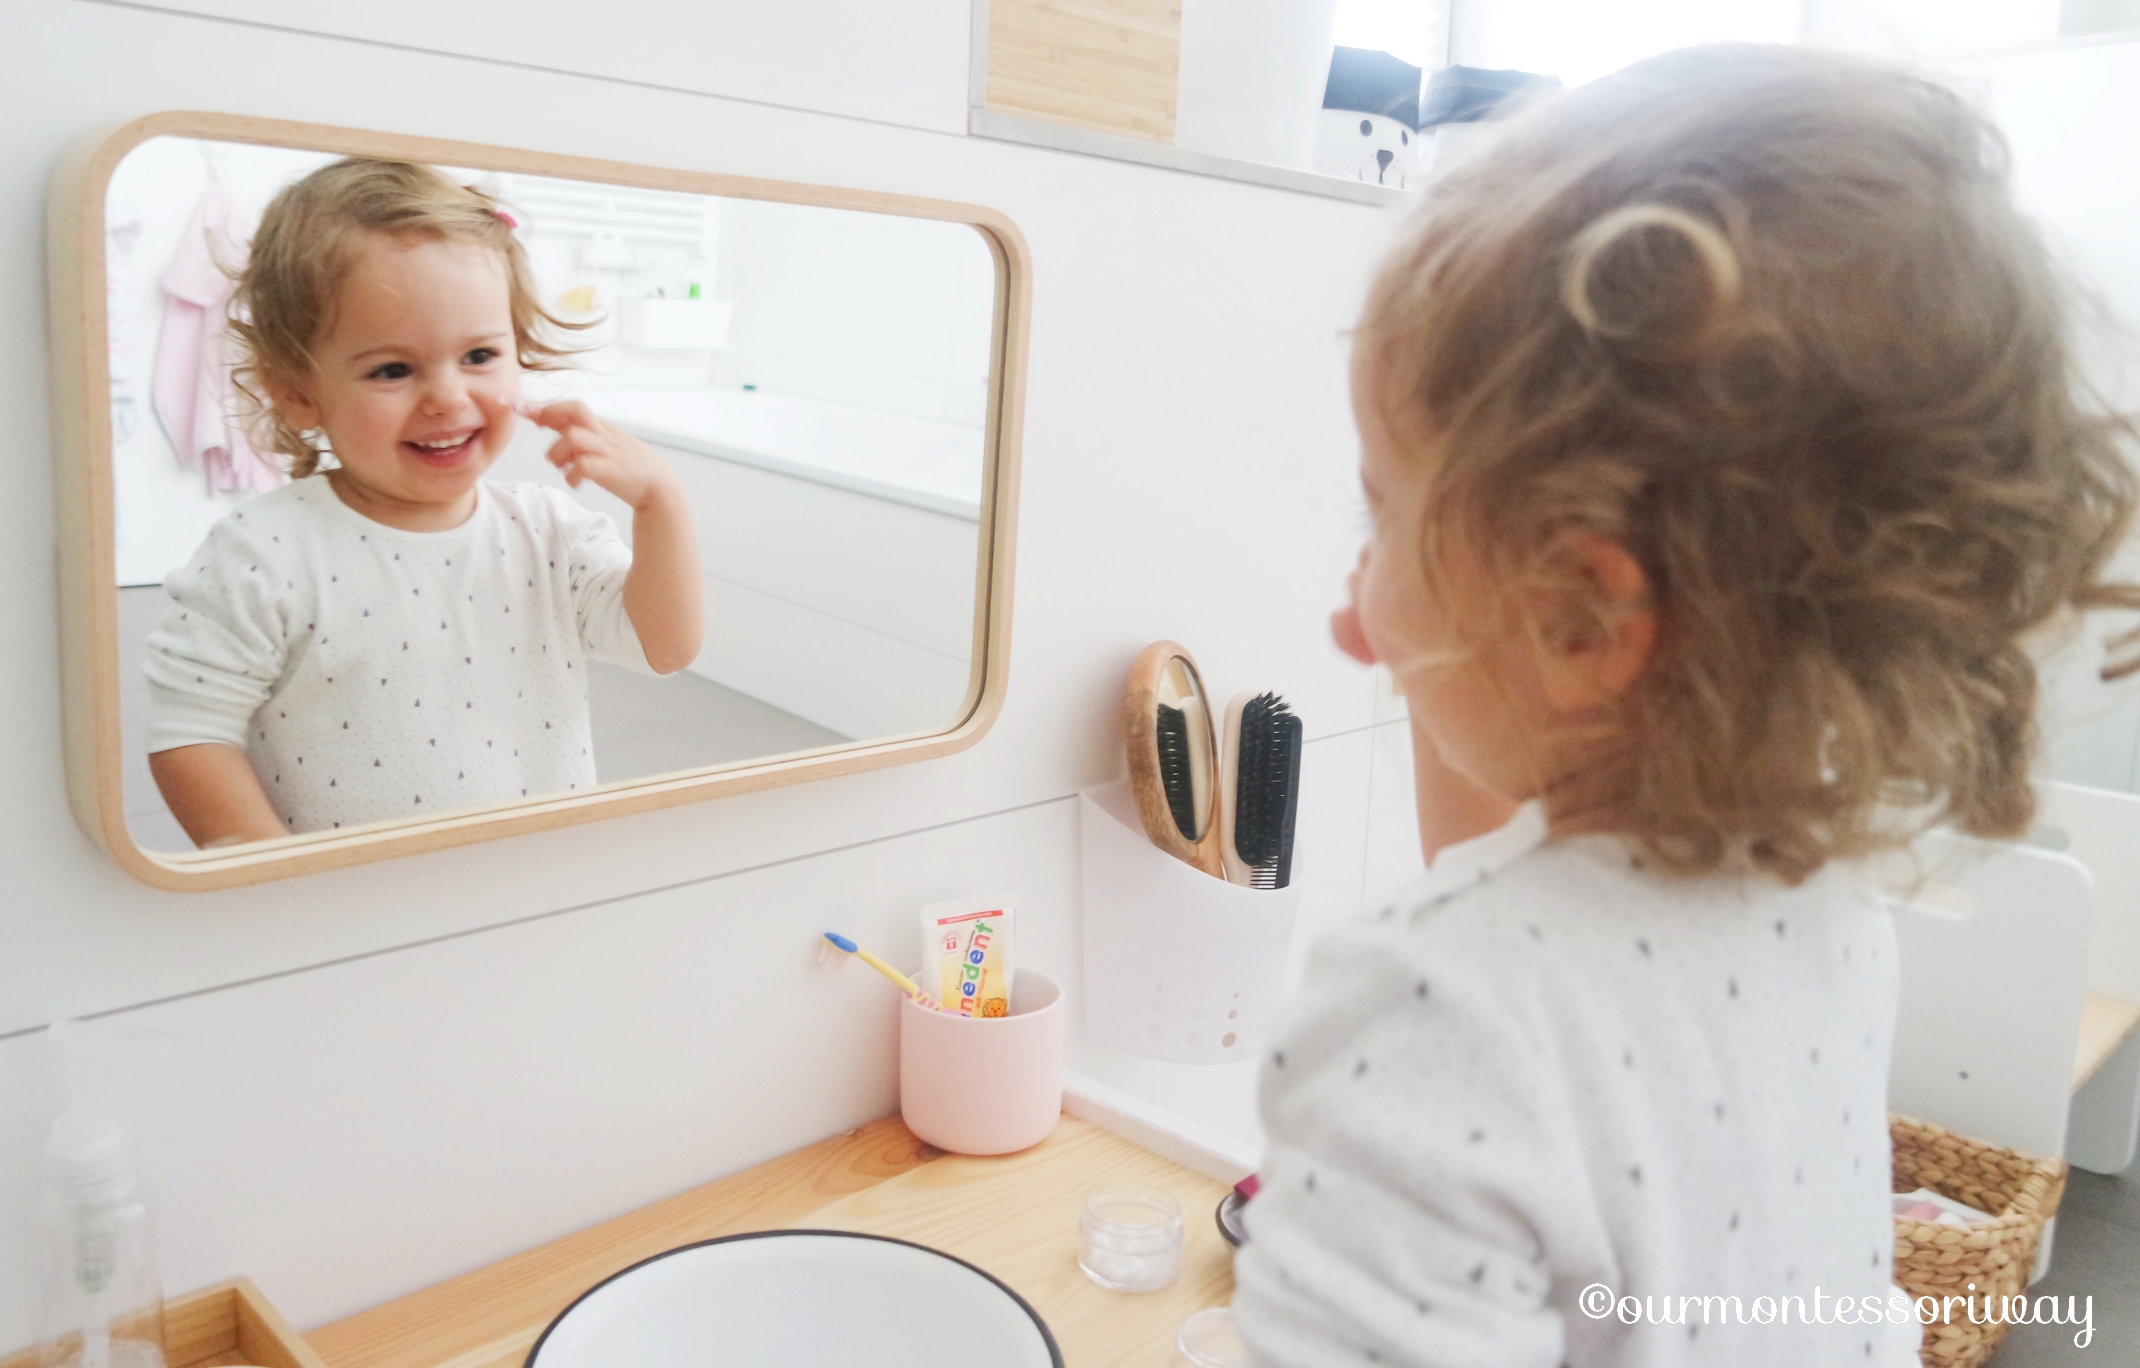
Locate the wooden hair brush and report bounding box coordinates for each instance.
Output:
[1123,640,1225,878]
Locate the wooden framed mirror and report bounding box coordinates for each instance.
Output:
[49,112,1028,890]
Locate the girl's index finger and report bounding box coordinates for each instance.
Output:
[522,398,596,432]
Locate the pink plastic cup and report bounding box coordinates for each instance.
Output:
[899,970,1064,1155]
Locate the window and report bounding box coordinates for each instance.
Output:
[1334,0,2132,93]
[1450,0,1798,87]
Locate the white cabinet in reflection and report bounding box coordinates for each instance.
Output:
[602,389,983,743]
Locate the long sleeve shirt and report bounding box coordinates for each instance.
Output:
[145,478,651,834]
[1234,804,1910,1368]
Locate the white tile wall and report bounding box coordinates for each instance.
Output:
[0,800,1082,1329]
[1362,716,1431,906]
[0,721,1425,1335]
[2,1,1402,1351]
[135,0,976,136]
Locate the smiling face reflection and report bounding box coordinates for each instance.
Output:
[107,136,1003,857]
[272,234,523,533]
[143,162,710,849]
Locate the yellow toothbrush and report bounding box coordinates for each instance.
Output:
[820,932,947,1012]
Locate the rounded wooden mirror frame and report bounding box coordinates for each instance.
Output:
[48,111,1029,891]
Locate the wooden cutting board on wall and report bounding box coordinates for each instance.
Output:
[986,0,1183,142]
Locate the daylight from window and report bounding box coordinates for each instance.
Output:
[1332,0,2101,89]
[1462,0,1799,86]
[1331,0,1447,67]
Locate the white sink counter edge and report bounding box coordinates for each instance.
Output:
[1061,1070,1259,1186]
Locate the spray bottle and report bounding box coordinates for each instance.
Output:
[35,1020,172,1368]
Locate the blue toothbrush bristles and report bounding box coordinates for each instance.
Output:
[825,932,857,953]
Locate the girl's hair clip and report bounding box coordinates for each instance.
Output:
[493,208,519,230]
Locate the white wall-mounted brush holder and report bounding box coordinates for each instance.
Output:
[1080,780,1301,1065]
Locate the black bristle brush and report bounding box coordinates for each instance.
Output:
[1220,692,1303,889]
[1154,703,1200,840]
[1125,641,1224,876]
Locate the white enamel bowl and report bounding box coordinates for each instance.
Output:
[525,1230,1061,1368]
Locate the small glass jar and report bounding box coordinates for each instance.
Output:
[1176,1306,1249,1367]
[1077,1187,1184,1291]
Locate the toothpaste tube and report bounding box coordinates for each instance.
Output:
[920,897,1017,1018]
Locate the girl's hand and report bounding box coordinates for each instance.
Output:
[521,399,705,674]
[524,400,681,512]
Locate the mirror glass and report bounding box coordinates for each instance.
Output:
[1156,656,1214,840]
[104,136,999,854]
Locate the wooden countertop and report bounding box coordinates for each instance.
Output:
[308,1114,1234,1368]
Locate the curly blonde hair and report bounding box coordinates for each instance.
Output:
[231,157,582,477]
[1360,44,2140,882]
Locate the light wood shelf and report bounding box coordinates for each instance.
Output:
[309,1113,1233,1368]
[0,1278,326,1368]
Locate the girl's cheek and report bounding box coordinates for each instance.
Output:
[1354,550,1404,650]
[477,382,521,429]
[1357,549,1442,675]
[337,391,395,437]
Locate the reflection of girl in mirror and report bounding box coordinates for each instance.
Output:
[144,158,703,847]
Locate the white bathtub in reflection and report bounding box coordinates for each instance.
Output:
[565,388,985,745]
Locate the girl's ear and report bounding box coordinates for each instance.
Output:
[1536,532,1656,714]
[261,367,321,433]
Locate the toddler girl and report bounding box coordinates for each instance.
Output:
[144,157,703,846]
[1234,45,2137,1367]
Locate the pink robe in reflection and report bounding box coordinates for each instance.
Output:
[152,187,283,495]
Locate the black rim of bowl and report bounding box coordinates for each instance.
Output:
[524,1228,1064,1368]
[1216,1191,1246,1248]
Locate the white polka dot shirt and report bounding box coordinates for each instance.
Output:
[1234,804,1909,1368]
[144,478,652,835]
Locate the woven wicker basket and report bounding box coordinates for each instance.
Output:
[1890,1112,2067,1368]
